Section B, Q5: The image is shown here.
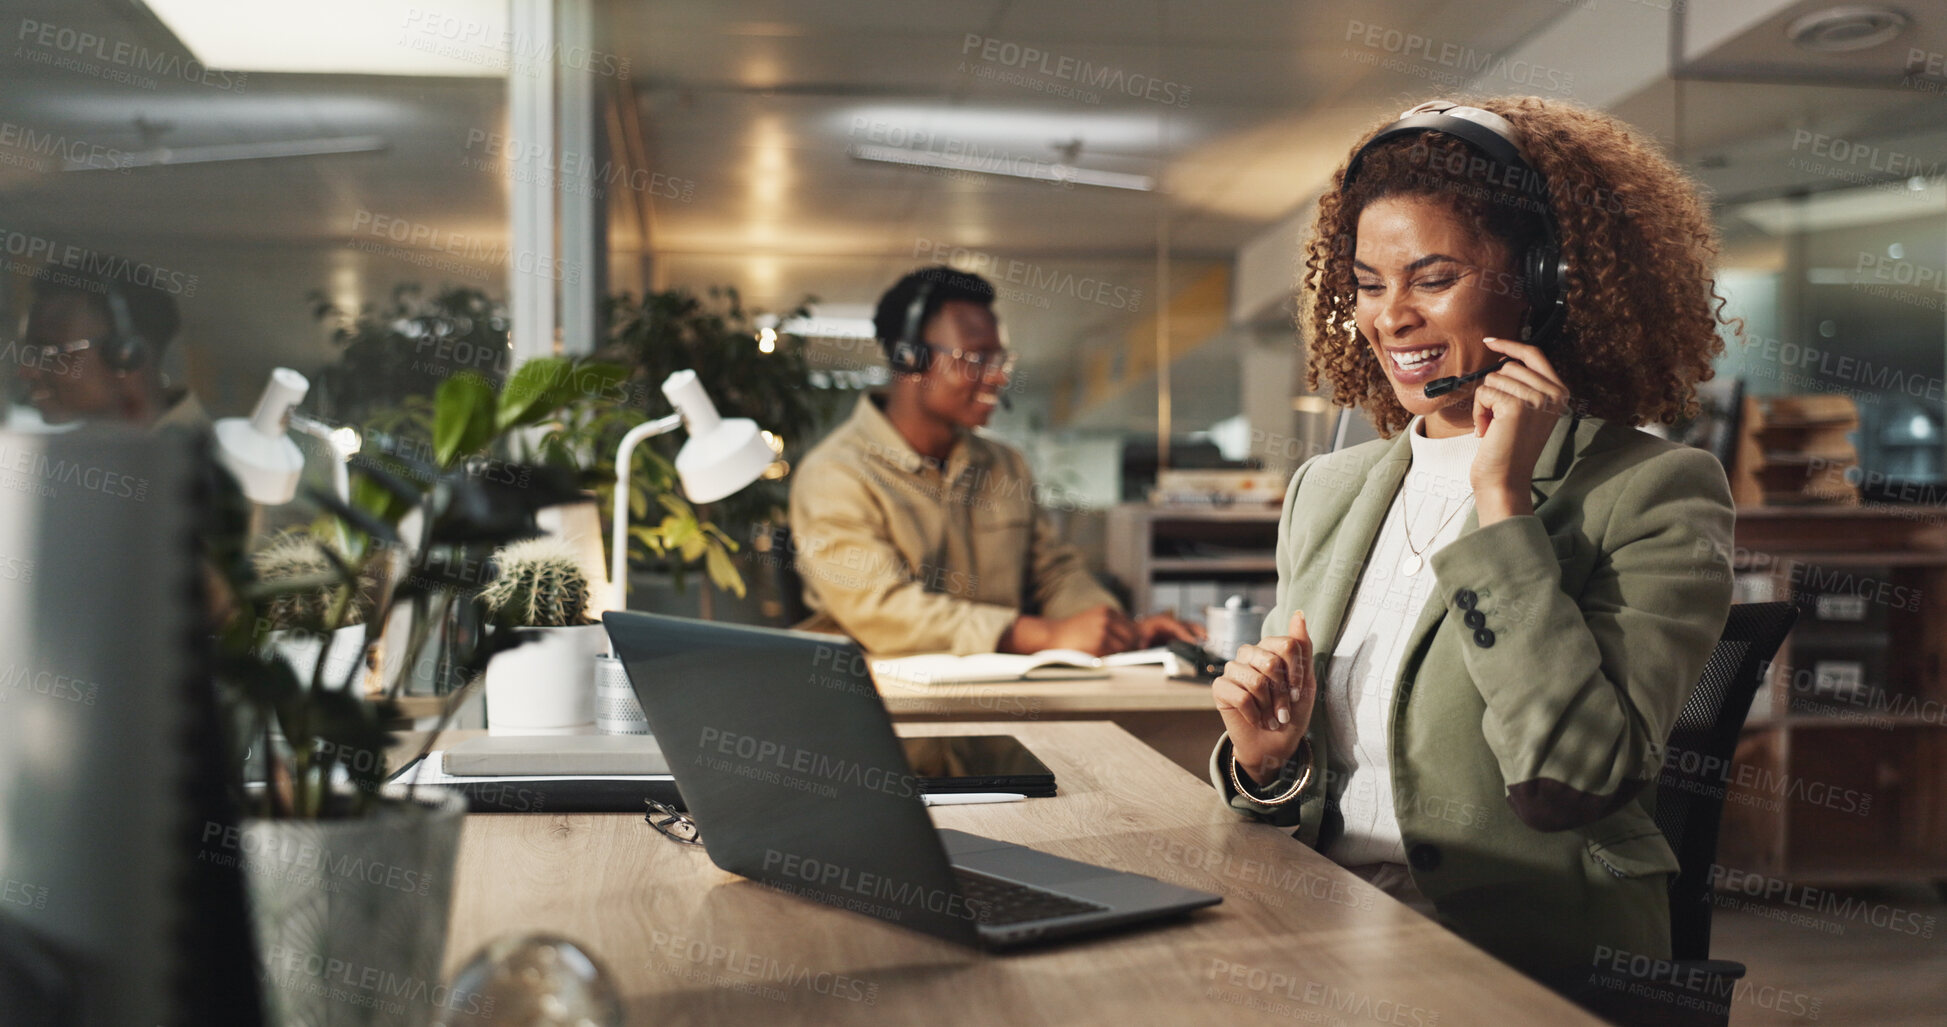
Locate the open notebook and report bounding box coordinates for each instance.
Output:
[872,647,1171,685]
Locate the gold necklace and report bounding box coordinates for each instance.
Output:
[1398,486,1471,577]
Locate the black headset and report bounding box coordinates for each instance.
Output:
[98,282,151,373]
[886,277,936,375]
[1342,102,1567,348]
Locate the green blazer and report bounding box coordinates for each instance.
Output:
[1210,411,1734,983]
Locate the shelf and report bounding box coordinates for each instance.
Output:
[1734,551,1947,567]
[1758,451,1856,465]
[1717,487,1947,886]
[1735,505,1947,520]
[1747,714,1945,730]
[1150,556,1279,574]
[1760,415,1859,430]
[1779,851,1947,885]
[1141,505,1283,522]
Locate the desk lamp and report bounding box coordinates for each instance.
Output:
[607,369,774,612]
[596,370,773,735]
[215,367,361,509]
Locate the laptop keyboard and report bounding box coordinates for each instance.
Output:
[952,867,1107,926]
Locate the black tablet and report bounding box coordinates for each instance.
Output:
[901,735,1057,797]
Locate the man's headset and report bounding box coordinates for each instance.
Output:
[1341,101,1567,398]
[98,282,151,373]
[886,277,937,375]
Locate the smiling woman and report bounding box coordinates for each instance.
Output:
[1208,96,1741,1021]
[1306,95,1734,439]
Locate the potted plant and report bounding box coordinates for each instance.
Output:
[596,285,843,617]
[308,283,511,430]
[479,537,606,733]
[252,528,380,693]
[311,283,810,619]
[209,374,589,1026]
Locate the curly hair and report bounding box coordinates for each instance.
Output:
[1301,96,1732,437]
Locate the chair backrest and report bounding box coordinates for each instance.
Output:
[763,522,814,626]
[1655,601,1799,960]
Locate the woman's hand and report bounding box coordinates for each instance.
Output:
[1469,336,1572,524]
[1213,609,1315,788]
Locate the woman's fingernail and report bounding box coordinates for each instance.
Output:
[1277,707,1290,725]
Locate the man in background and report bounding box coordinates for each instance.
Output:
[10,268,204,431]
[789,265,1201,656]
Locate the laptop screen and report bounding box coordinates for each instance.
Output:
[605,612,982,945]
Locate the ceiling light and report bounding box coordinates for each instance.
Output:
[142,0,509,76]
[849,143,1153,192]
[65,135,387,171]
[1737,180,1946,234]
[779,315,875,339]
[839,106,1165,149]
[1786,6,1909,53]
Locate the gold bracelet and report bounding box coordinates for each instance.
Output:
[1229,736,1313,806]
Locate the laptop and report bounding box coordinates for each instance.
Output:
[603,611,1222,948]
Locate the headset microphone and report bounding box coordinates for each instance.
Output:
[1423,356,1511,398]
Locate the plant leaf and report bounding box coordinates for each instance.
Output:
[494,356,572,431]
[705,544,745,598]
[434,373,497,467]
[304,485,399,546]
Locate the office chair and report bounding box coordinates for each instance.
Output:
[764,523,814,626]
[1593,601,1798,1027]
[1657,601,1800,961]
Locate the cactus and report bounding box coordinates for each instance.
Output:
[252,531,375,631]
[479,537,595,628]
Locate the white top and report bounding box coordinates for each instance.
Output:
[1321,416,1482,868]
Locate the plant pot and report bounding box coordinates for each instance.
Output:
[268,625,372,692]
[242,784,467,1027]
[483,623,606,733]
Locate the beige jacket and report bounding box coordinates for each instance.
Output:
[788,394,1118,655]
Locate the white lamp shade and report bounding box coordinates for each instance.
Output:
[214,367,310,505]
[675,417,774,503]
[659,370,773,504]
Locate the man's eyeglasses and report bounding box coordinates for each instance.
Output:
[24,338,96,362]
[644,799,701,845]
[924,344,1016,384]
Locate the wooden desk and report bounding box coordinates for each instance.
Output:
[874,665,1225,778]
[441,720,1599,1026]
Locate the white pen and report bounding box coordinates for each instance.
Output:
[920,792,1027,807]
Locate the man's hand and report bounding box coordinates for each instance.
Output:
[1135,612,1206,648]
[1213,610,1315,788]
[1000,605,1139,656]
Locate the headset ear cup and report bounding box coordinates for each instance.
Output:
[111,335,149,372]
[98,285,149,373]
[1523,244,1565,343]
[889,340,928,375]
